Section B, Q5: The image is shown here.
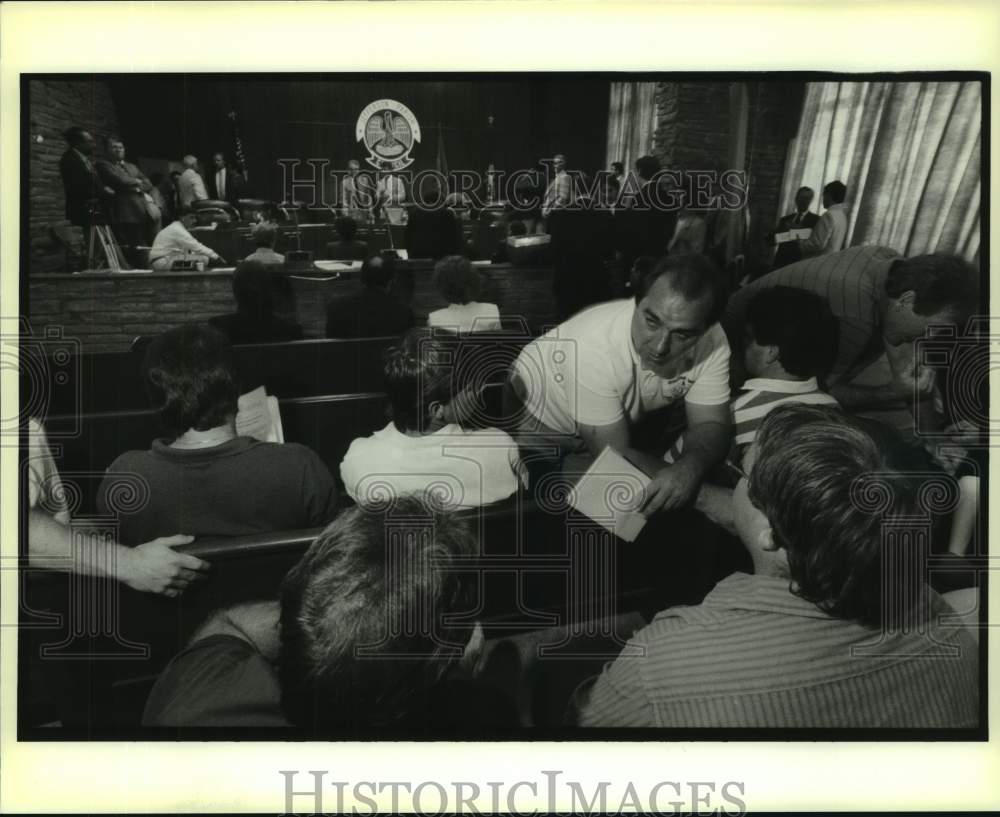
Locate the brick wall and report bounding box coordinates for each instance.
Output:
[27,79,121,275]
[27,265,559,354]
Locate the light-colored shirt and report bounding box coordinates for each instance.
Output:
[340,422,523,509]
[801,201,848,256]
[541,170,574,218]
[243,247,285,265]
[513,299,731,435]
[178,168,208,209]
[577,572,979,728]
[428,302,501,333]
[28,419,70,524]
[378,175,406,205]
[215,168,227,201]
[732,377,839,445]
[149,220,216,263]
[723,245,899,386]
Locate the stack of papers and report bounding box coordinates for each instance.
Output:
[569,446,650,542]
[774,228,812,244]
[235,386,284,443]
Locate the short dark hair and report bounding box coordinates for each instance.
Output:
[63,126,89,147]
[885,254,980,320]
[823,181,847,203]
[232,260,275,316]
[750,404,926,629]
[384,327,457,434]
[278,497,477,732]
[434,255,480,305]
[142,323,239,438]
[635,155,661,181]
[611,161,624,174]
[796,185,814,197]
[105,135,124,149]
[252,221,278,249]
[360,254,395,289]
[508,220,527,237]
[745,286,839,378]
[335,216,358,240]
[634,253,728,325]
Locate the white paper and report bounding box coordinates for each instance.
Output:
[774,230,795,244]
[569,446,651,542]
[790,227,812,240]
[235,386,283,443]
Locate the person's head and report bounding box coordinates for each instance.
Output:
[212,152,226,171]
[635,154,661,182]
[507,220,527,238]
[631,253,726,377]
[733,404,927,629]
[252,220,278,249]
[347,159,360,177]
[179,210,199,229]
[169,170,181,186]
[360,253,396,290]
[64,126,95,156]
[182,155,198,171]
[434,255,480,306]
[743,286,839,380]
[552,154,567,173]
[384,327,477,434]
[232,260,276,317]
[278,497,480,732]
[142,323,239,439]
[611,161,624,176]
[794,186,814,213]
[881,254,980,344]
[822,180,847,208]
[335,216,358,241]
[106,136,126,162]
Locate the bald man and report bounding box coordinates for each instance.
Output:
[177,155,208,210]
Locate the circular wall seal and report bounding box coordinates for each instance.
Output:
[356,99,422,171]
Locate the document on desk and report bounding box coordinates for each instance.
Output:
[570,446,650,542]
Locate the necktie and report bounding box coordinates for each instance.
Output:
[218,171,225,200]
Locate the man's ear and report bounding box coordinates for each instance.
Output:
[762,344,780,366]
[758,525,779,552]
[428,400,446,421]
[896,290,917,312]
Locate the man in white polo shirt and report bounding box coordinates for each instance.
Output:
[509,253,732,515]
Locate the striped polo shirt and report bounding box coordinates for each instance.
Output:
[577,573,979,728]
[732,377,839,445]
[723,245,900,386]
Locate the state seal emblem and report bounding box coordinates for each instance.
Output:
[356,99,421,171]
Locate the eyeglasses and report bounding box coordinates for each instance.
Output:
[724,458,749,483]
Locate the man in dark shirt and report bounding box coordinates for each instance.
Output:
[325,216,369,260]
[325,254,415,339]
[59,126,112,230]
[209,260,303,345]
[769,185,820,271]
[404,176,463,260]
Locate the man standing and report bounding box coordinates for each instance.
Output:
[770,185,819,270]
[377,170,407,208]
[206,152,243,206]
[97,137,161,247]
[177,155,208,210]
[341,159,371,212]
[59,127,113,230]
[510,253,731,515]
[541,153,574,221]
[800,180,848,257]
[576,404,979,728]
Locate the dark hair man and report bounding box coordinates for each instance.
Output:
[59,126,112,230]
[96,136,161,247]
[325,254,415,339]
[428,255,501,332]
[325,216,369,260]
[723,246,981,427]
[208,260,304,345]
[770,186,819,269]
[577,404,979,728]
[510,253,732,514]
[143,497,516,731]
[97,323,337,545]
[800,180,848,257]
[206,152,244,205]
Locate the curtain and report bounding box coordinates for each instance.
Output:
[779,81,981,262]
[606,82,657,172]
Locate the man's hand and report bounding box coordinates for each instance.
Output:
[633,460,702,516]
[891,360,936,400]
[119,535,209,597]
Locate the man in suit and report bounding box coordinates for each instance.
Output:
[206,152,244,206]
[325,254,415,339]
[59,126,113,230]
[800,180,849,258]
[177,155,208,210]
[770,185,820,270]
[325,216,369,260]
[97,137,161,247]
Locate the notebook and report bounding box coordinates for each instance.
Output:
[569,446,650,543]
[235,386,284,444]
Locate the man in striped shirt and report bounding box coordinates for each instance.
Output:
[722,246,980,423]
[576,404,979,728]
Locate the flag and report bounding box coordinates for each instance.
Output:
[436,122,448,178]
[228,110,249,181]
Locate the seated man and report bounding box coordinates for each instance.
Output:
[576,404,979,728]
[404,177,463,260]
[243,221,284,266]
[509,253,732,515]
[148,211,224,271]
[143,497,516,731]
[97,323,338,545]
[340,327,523,508]
[208,260,303,345]
[325,216,369,261]
[325,254,415,339]
[723,246,980,429]
[427,255,502,333]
